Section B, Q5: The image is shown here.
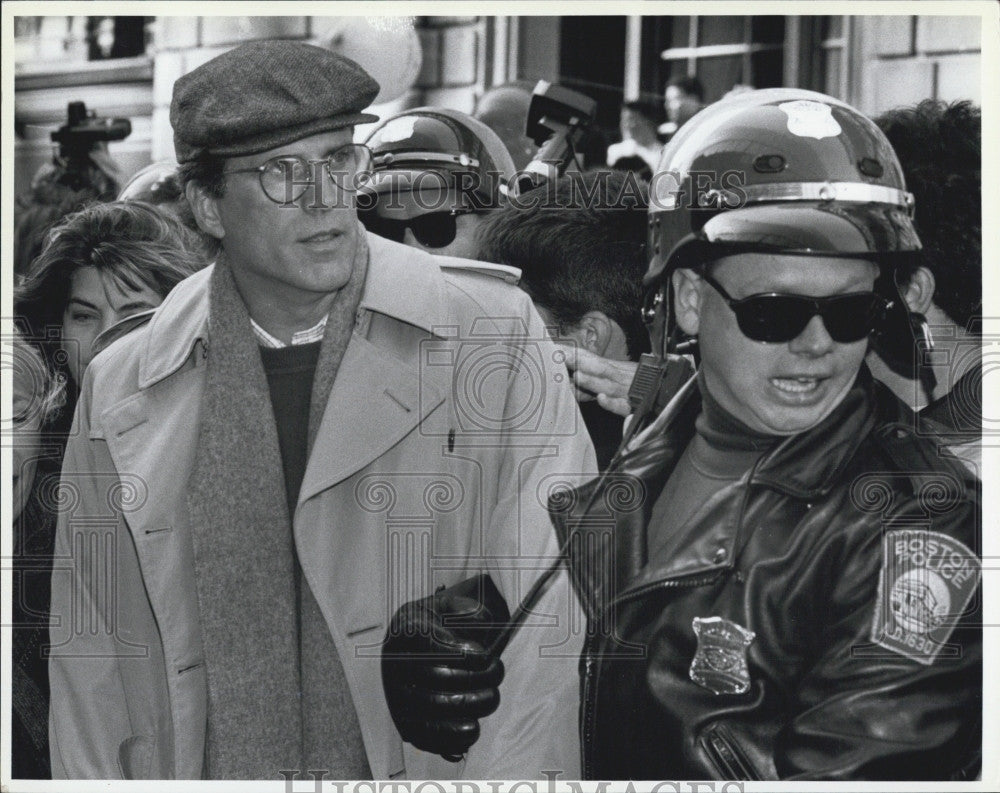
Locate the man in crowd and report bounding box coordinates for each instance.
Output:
[360,107,516,262]
[550,89,981,779]
[559,102,986,455]
[48,40,593,781]
[14,104,124,280]
[477,169,651,467]
[867,100,982,471]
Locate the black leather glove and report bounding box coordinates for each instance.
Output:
[382,574,511,760]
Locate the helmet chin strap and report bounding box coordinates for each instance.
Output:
[911,312,939,404]
[624,281,700,441]
[867,262,937,405]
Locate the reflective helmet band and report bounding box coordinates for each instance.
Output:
[741,181,914,208]
[650,180,914,212]
[373,151,481,170]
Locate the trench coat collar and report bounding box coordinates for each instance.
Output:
[360,231,453,336]
[137,265,212,389]
[137,231,464,390]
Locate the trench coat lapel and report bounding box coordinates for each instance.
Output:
[298,233,452,503]
[100,268,207,548]
[298,333,445,504]
[101,383,200,541]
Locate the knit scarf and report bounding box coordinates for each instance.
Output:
[185,232,369,779]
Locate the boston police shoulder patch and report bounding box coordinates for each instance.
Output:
[871,529,980,665]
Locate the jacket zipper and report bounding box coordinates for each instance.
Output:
[581,572,722,778]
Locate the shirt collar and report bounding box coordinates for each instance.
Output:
[250,315,327,348]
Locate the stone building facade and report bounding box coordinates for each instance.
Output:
[12,13,986,196]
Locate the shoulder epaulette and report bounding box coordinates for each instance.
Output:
[91,308,157,358]
[438,259,522,285]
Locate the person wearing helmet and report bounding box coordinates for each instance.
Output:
[360,108,517,260]
[547,89,981,780]
[474,81,540,171]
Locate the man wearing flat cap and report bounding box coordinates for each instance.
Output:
[48,40,594,781]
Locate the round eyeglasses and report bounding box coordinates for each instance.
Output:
[222,144,374,205]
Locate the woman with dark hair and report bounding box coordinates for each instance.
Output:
[14,200,207,446]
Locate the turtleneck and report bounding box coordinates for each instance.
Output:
[646,373,780,566]
[696,371,780,451]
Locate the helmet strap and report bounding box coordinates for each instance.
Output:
[910,311,938,404]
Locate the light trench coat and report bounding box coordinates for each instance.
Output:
[48,233,596,780]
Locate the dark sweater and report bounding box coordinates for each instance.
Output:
[260,342,371,777]
[260,342,322,516]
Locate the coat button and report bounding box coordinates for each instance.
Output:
[713,546,727,564]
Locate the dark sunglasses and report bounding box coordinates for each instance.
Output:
[700,271,891,343]
[358,208,477,249]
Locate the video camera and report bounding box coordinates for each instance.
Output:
[511,81,597,196]
[51,101,132,161]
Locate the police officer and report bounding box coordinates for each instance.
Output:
[360,107,516,261]
[550,89,982,780]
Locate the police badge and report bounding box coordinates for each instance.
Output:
[689,616,756,695]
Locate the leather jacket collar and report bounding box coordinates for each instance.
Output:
[633,367,879,498]
[551,367,881,617]
[750,369,877,498]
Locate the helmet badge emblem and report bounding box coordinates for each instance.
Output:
[375,116,418,143]
[779,100,842,140]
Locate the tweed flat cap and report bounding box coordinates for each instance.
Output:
[171,40,380,163]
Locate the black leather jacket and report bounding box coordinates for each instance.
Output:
[550,371,981,780]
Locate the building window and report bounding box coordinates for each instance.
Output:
[813,16,849,99]
[556,16,628,131]
[86,17,150,61]
[14,15,151,67]
[651,16,786,103]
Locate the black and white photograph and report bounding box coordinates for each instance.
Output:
[2,3,996,790]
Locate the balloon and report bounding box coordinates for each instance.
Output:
[312,17,422,105]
